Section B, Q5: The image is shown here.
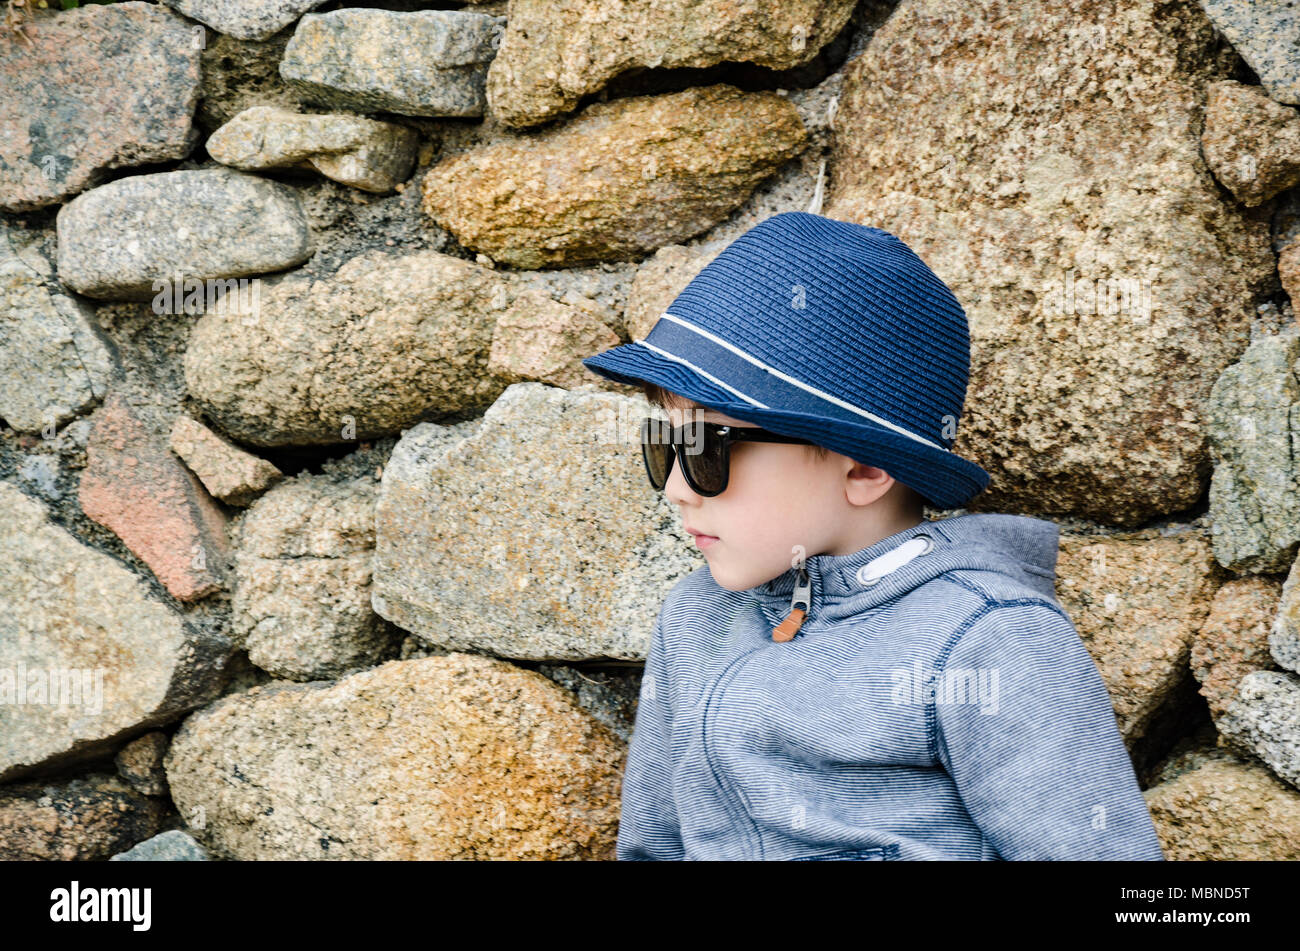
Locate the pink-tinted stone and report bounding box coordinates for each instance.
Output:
[0,3,201,212]
[78,393,231,601]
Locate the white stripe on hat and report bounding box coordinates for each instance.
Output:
[635,338,775,408]
[640,312,951,454]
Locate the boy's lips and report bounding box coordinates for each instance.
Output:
[685,526,719,548]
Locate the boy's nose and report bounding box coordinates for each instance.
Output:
[663,448,703,506]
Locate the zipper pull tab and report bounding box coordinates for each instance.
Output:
[772,567,810,642]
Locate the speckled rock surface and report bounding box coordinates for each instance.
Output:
[421,84,809,268]
[0,481,230,782]
[110,828,210,861]
[0,223,116,433]
[1144,750,1300,859]
[183,249,521,446]
[1056,527,1223,749]
[169,415,283,506]
[486,0,857,128]
[280,9,505,117]
[164,654,626,859]
[0,2,201,212]
[233,472,399,681]
[56,168,313,301]
[1279,244,1300,317]
[1202,80,1300,206]
[163,0,329,41]
[78,392,232,602]
[1218,669,1300,789]
[1275,555,1300,673]
[0,772,166,861]
[1191,576,1284,720]
[206,106,420,193]
[1205,326,1300,573]
[114,731,171,798]
[488,288,622,389]
[1198,0,1300,105]
[824,0,1275,526]
[372,386,701,660]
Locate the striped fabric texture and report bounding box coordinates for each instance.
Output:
[616,512,1166,861]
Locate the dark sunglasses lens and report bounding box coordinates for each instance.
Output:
[681,423,727,495]
[641,419,672,489]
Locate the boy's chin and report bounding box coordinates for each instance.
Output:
[706,560,774,593]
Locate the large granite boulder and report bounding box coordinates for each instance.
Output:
[372,384,700,660]
[824,0,1275,525]
[183,249,521,446]
[56,168,313,301]
[164,654,625,859]
[279,9,505,117]
[0,481,231,782]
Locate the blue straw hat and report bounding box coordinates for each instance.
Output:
[581,211,990,510]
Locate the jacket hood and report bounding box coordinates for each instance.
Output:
[745,512,1061,631]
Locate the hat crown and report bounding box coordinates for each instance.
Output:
[652,211,971,449]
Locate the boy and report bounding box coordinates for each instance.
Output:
[582,211,1165,861]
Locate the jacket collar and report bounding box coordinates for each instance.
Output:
[745,512,1060,631]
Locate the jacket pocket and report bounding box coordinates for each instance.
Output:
[789,843,901,861]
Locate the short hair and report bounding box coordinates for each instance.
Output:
[639,380,927,511]
[640,381,829,453]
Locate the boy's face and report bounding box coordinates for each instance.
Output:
[661,400,910,592]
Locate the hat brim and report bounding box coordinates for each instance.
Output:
[582,342,991,510]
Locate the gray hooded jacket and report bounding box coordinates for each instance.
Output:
[616,512,1166,860]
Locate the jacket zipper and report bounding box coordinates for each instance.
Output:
[771,566,811,642]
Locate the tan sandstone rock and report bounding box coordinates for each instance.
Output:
[1145,751,1300,860]
[1192,576,1285,720]
[169,415,283,507]
[1056,528,1223,753]
[1202,80,1300,206]
[485,0,857,128]
[164,654,626,859]
[488,288,622,389]
[421,84,808,269]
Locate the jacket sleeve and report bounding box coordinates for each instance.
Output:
[616,609,685,860]
[932,600,1165,860]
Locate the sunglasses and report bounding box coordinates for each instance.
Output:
[640,416,818,497]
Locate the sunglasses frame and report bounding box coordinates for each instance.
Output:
[640,417,818,497]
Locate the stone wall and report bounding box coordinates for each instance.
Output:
[1,0,1298,860]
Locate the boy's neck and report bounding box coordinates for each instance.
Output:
[822,508,926,557]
